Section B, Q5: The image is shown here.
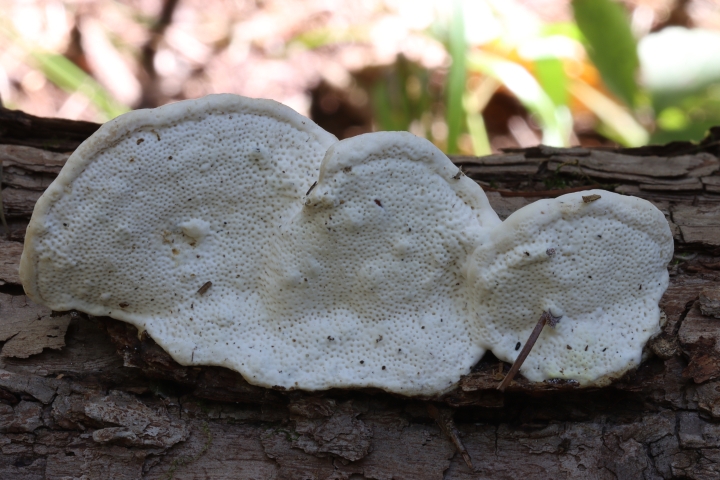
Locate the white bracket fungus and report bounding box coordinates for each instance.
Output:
[20,94,673,396]
[469,192,673,388]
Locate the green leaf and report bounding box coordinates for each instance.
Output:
[445,0,467,154]
[572,0,639,108]
[650,91,720,143]
[534,58,568,107]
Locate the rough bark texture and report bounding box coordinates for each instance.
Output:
[1,112,720,479]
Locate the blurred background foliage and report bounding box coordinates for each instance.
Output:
[1,0,720,154]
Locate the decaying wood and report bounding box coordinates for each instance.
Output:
[1,113,720,479]
[0,240,22,285]
[427,403,474,470]
[0,106,100,152]
[0,293,70,358]
[700,286,720,318]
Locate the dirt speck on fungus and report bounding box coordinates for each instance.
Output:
[197,281,212,295]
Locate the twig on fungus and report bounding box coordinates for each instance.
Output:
[497,310,562,392]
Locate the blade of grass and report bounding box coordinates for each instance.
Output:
[0,22,128,120]
[467,52,571,147]
[446,0,467,154]
[463,76,500,156]
[371,61,434,136]
[570,79,648,146]
[32,52,129,119]
[465,110,491,156]
[289,26,364,50]
[371,75,411,132]
[371,81,396,131]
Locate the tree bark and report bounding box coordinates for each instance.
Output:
[1,112,720,479]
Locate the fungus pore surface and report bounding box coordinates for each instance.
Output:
[20,94,673,396]
[468,191,673,385]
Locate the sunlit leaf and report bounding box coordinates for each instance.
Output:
[570,80,648,146]
[534,58,568,107]
[540,22,583,41]
[572,0,639,108]
[656,107,689,131]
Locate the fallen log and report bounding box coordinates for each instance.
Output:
[1,112,720,479]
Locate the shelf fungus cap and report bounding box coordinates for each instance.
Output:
[468,190,673,386]
[262,131,500,394]
[19,94,337,372]
[19,95,501,396]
